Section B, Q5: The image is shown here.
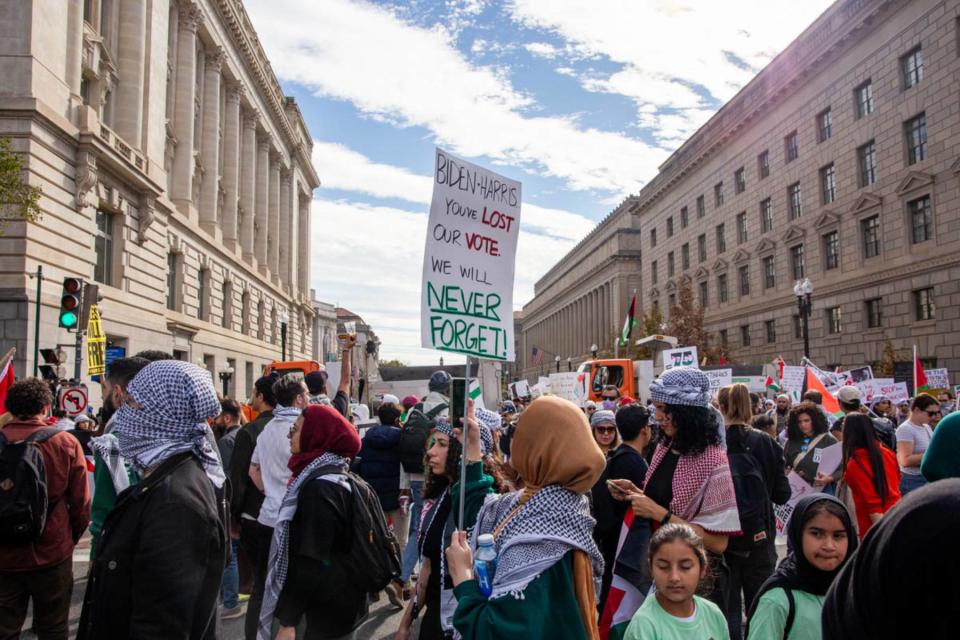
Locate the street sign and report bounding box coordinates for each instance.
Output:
[58,385,88,417]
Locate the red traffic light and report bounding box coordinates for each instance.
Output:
[59,277,84,330]
[63,278,82,294]
[62,294,79,310]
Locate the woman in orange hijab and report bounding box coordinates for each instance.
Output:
[445,395,607,640]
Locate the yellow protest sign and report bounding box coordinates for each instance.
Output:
[87,304,106,376]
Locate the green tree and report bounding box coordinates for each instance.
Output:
[0,137,42,234]
[378,358,408,368]
[874,338,905,377]
[633,305,666,360]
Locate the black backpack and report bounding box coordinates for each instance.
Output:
[726,427,771,553]
[318,470,401,593]
[398,403,447,474]
[0,427,60,545]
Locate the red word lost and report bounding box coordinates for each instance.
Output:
[465,207,515,257]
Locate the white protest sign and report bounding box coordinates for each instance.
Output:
[538,376,551,393]
[663,346,699,371]
[704,369,732,394]
[421,149,521,361]
[548,372,580,404]
[781,365,805,402]
[889,382,910,403]
[815,442,844,477]
[926,368,950,390]
[513,379,530,398]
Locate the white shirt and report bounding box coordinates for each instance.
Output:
[895,419,933,476]
[251,412,298,527]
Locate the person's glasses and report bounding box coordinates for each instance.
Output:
[595,426,617,434]
[601,395,618,401]
[926,410,941,416]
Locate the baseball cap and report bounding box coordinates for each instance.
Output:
[500,400,517,415]
[429,370,452,392]
[381,393,400,405]
[401,395,419,409]
[836,385,863,404]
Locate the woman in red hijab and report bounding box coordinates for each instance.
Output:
[259,405,365,640]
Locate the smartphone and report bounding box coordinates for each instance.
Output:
[450,378,467,428]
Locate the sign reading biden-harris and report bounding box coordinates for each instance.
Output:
[421,149,521,361]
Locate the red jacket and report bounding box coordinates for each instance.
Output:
[0,418,90,570]
[844,447,901,538]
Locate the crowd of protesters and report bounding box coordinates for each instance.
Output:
[1,350,960,640]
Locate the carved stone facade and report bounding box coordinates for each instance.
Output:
[521,0,960,380]
[0,0,321,403]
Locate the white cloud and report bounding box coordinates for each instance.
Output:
[311,142,433,203]
[524,41,560,59]
[245,0,665,195]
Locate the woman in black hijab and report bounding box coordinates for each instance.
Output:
[822,479,960,640]
[745,494,857,640]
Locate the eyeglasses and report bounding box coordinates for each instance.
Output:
[601,395,618,401]
[926,410,941,417]
[595,426,617,434]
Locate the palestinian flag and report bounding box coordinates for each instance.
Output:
[0,357,12,413]
[619,293,638,347]
[805,367,843,418]
[915,349,929,393]
[765,376,782,393]
[598,509,652,640]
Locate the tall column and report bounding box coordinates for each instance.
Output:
[298,189,310,295]
[222,85,242,251]
[279,171,291,286]
[199,47,223,232]
[255,135,270,269]
[114,0,146,146]
[66,0,83,95]
[239,110,257,261]
[268,153,281,278]
[171,1,202,204]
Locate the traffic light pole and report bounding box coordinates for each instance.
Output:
[32,265,42,377]
[74,329,83,380]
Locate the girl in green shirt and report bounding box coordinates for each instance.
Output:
[745,495,857,640]
[623,523,729,640]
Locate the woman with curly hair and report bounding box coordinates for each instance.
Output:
[783,402,840,489]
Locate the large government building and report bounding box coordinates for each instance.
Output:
[520,0,960,380]
[0,0,320,401]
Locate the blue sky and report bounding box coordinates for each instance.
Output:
[244,0,834,364]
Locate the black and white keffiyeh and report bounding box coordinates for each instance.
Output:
[649,366,711,408]
[471,485,603,600]
[89,433,132,493]
[113,360,224,487]
[258,452,350,640]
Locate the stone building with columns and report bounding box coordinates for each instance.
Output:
[0,0,320,403]
[521,0,960,382]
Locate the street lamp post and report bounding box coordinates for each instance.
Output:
[590,343,598,359]
[793,278,813,360]
[218,366,234,398]
[279,311,290,361]
[554,355,561,373]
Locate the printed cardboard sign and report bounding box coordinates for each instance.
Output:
[663,346,699,371]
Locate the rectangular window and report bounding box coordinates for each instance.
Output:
[669,293,676,309]
[696,195,706,218]
[682,243,690,270]
[820,163,836,205]
[823,231,839,270]
[760,198,773,233]
[788,182,802,219]
[197,268,208,321]
[715,182,725,207]
[865,297,882,328]
[766,320,777,343]
[817,108,833,142]
[698,234,707,263]
[905,113,927,165]
[785,131,799,162]
[763,256,776,289]
[902,46,923,89]
[737,212,748,244]
[166,253,177,311]
[651,260,658,284]
[758,150,770,179]
[699,281,709,306]
[221,282,232,329]
[718,274,728,303]
[716,223,726,253]
[855,81,873,118]
[680,206,689,229]
[667,216,674,238]
[650,227,657,248]
[720,329,728,346]
[827,306,842,334]
[791,244,806,280]
[909,195,932,244]
[94,209,114,286]
[858,140,877,187]
[793,314,802,339]
[668,251,675,277]
[914,287,935,321]
[741,324,751,347]
[738,265,750,296]
[862,215,881,258]
[735,167,746,194]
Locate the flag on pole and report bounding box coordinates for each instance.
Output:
[531,346,544,367]
[914,346,929,393]
[0,357,14,414]
[805,367,843,418]
[598,509,652,640]
[619,293,638,347]
[765,376,782,393]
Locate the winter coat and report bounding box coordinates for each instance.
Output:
[352,423,402,512]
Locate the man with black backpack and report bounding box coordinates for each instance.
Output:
[718,384,790,640]
[396,370,450,593]
[0,378,90,639]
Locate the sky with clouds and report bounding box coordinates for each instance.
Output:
[244,0,834,365]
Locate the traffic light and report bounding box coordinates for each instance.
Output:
[58,277,83,330]
[39,348,67,381]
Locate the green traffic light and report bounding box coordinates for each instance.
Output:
[60,311,78,328]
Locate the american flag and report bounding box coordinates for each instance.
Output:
[531,346,544,367]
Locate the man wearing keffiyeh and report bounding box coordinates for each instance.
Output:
[77,360,228,640]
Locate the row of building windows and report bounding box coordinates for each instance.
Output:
[710,287,935,348]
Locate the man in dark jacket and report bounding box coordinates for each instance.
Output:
[77,360,227,639]
[229,374,276,640]
[352,402,405,607]
[216,398,244,619]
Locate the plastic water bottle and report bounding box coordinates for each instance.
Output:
[474,534,498,597]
